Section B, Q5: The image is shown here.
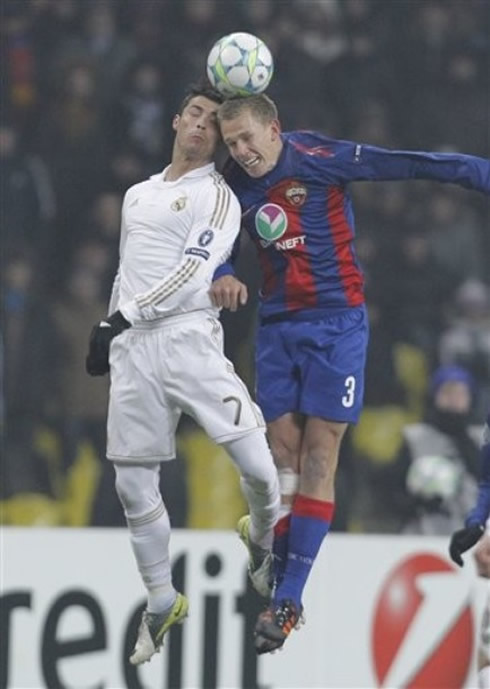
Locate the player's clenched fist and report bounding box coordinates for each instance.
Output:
[86,310,131,376]
[449,524,485,567]
[209,275,248,312]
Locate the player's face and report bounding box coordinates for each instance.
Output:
[173,96,221,162]
[435,381,472,413]
[220,111,282,178]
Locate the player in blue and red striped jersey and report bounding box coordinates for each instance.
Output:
[210,94,490,654]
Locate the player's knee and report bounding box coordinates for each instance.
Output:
[115,473,143,514]
[240,448,280,506]
[240,475,280,520]
[114,463,161,516]
[223,429,278,485]
[242,471,278,497]
[302,423,344,473]
[268,436,299,469]
[303,448,338,485]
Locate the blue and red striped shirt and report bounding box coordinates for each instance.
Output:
[216,130,489,321]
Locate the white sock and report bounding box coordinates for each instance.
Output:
[114,462,176,614]
[126,502,176,613]
[278,468,299,519]
[223,431,280,550]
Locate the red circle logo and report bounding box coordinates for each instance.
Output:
[372,553,473,688]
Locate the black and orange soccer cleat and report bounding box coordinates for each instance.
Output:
[254,598,303,654]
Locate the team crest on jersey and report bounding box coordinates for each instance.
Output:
[198,229,214,247]
[285,183,307,206]
[171,196,187,211]
[255,204,288,241]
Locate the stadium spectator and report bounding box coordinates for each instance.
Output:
[50,258,110,514]
[0,120,56,260]
[2,249,58,498]
[426,189,485,285]
[380,365,481,534]
[109,60,169,175]
[35,61,111,274]
[49,2,137,108]
[391,228,454,361]
[439,279,490,418]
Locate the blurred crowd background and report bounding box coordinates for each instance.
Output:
[2,0,489,531]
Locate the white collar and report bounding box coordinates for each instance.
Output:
[152,162,216,183]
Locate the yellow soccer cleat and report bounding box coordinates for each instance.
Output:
[129,592,189,665]
[237,515,273,598]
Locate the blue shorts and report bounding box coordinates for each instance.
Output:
[256,306,369,423]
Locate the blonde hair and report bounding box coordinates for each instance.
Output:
[218,94,278,124]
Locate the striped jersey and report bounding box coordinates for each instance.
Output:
[220,131,490,321]
[110,162,241,324]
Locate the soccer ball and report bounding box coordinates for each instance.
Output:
[406,454,462,501]
[206,32,274,97]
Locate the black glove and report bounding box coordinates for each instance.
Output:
[449,524,484,567]
[86,310,131,376]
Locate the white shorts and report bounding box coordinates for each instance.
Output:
[106,312,265,463]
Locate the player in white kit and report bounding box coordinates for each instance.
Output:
[86,84,280,665]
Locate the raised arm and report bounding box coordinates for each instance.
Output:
[327,139,490,194]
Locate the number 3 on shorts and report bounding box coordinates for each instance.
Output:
[342,375,356,408]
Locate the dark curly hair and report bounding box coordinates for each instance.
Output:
[177,81,225,114]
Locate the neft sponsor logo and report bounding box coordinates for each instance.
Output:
[259,234,306,251]
[258,235,306,250]
[274,235,306,251]
[371,553,473,689]
[185,247,210,260]
[255,204,288,242]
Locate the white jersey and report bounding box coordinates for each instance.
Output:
[110,162,241,324]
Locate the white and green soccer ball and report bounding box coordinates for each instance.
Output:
[206,32,274,97]
[406,454,462,501]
